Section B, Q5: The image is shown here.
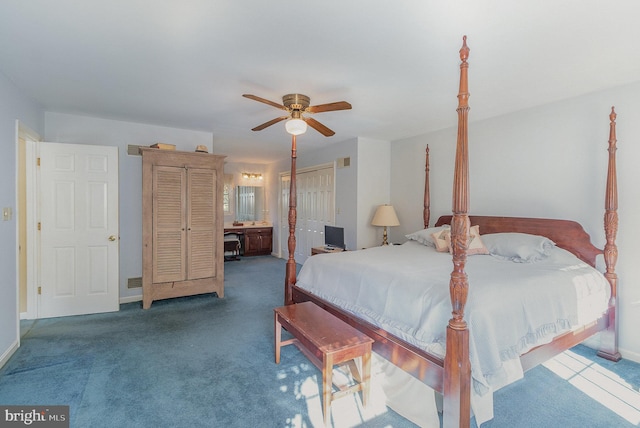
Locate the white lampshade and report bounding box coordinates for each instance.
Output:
[371,204,400,227]
[285,118,308,135]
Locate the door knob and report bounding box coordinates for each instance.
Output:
[108,235,117,241]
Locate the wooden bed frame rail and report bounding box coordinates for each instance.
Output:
[284,36,620,428]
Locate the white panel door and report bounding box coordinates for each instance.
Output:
[312,167,334,248]
[295,172,309,261]
[39,142,119,318]
[281,165,334,265]
[299,167,334,259]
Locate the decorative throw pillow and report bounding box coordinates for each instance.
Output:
[444,225,489,255]
[406,225,450,248]
[430,228,451,252]
[481,232,556,263]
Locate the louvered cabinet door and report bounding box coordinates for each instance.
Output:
[152,166,187,283]
[187,168,216,280]
[141,148,225,309]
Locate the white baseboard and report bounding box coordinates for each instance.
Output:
[581,336,640,364]
[620,346,640,364]
[119,294,142,304]
[0,338,19,370]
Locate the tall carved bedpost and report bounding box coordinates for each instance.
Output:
[284,134,298,305]
[597,107,622,361]
[443,36,471,428]
[424,145,431,228]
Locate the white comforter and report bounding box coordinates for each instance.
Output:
[296,241,610,420]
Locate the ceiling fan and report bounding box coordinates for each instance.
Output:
[242,93,352,136]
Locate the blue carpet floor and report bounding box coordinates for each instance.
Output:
[0,256,638,427]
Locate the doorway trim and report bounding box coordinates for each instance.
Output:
[17,120,40,321]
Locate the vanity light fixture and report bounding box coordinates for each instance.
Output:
[242,172,263,180]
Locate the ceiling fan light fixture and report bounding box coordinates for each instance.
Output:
[285,118,307,135]
[244,93,349,136]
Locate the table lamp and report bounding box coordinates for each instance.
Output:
[371,204,400,246]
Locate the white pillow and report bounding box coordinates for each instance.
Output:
[405,225,450,247]
[482,232,555,263]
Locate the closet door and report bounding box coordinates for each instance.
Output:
[307,167,334,249]
[152,165,186,283]
[187,168,216,280]
[280,164,334,264]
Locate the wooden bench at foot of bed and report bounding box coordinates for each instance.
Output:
[274,301,374,425]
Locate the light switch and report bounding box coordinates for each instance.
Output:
[2,207,12,221]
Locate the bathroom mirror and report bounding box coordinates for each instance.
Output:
[235,186,265,222]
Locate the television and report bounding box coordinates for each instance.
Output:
[324,225,345,250]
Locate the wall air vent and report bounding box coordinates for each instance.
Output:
[127,277,142,289]
[337,157,351,168]
[127,145,144,156]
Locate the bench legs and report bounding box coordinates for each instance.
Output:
[361,352,371,407]
[323,355,333,426]
[321,353,372,425]
[275,313,282,364]
[274,311,372,425]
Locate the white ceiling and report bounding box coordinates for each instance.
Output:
[1,1,639,163]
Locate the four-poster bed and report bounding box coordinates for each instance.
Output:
[282,36,620,427]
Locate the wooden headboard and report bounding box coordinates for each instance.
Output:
[434,215,602,267]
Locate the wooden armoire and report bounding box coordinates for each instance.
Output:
[140,148,225,309]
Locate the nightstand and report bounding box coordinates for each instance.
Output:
[311,246,345,256]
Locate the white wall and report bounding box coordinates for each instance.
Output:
[0,70,43,368]
[44,112,215,302]
[391,81,640,362]
[391,130,456,235]
[356,138,392,249]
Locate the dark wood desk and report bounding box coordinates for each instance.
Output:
[223,225,272,256]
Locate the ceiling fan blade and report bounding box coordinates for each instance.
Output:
[305,117,335,137]
[306,101,352,114]
[251,116,288,131]
[243,94,286,110]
